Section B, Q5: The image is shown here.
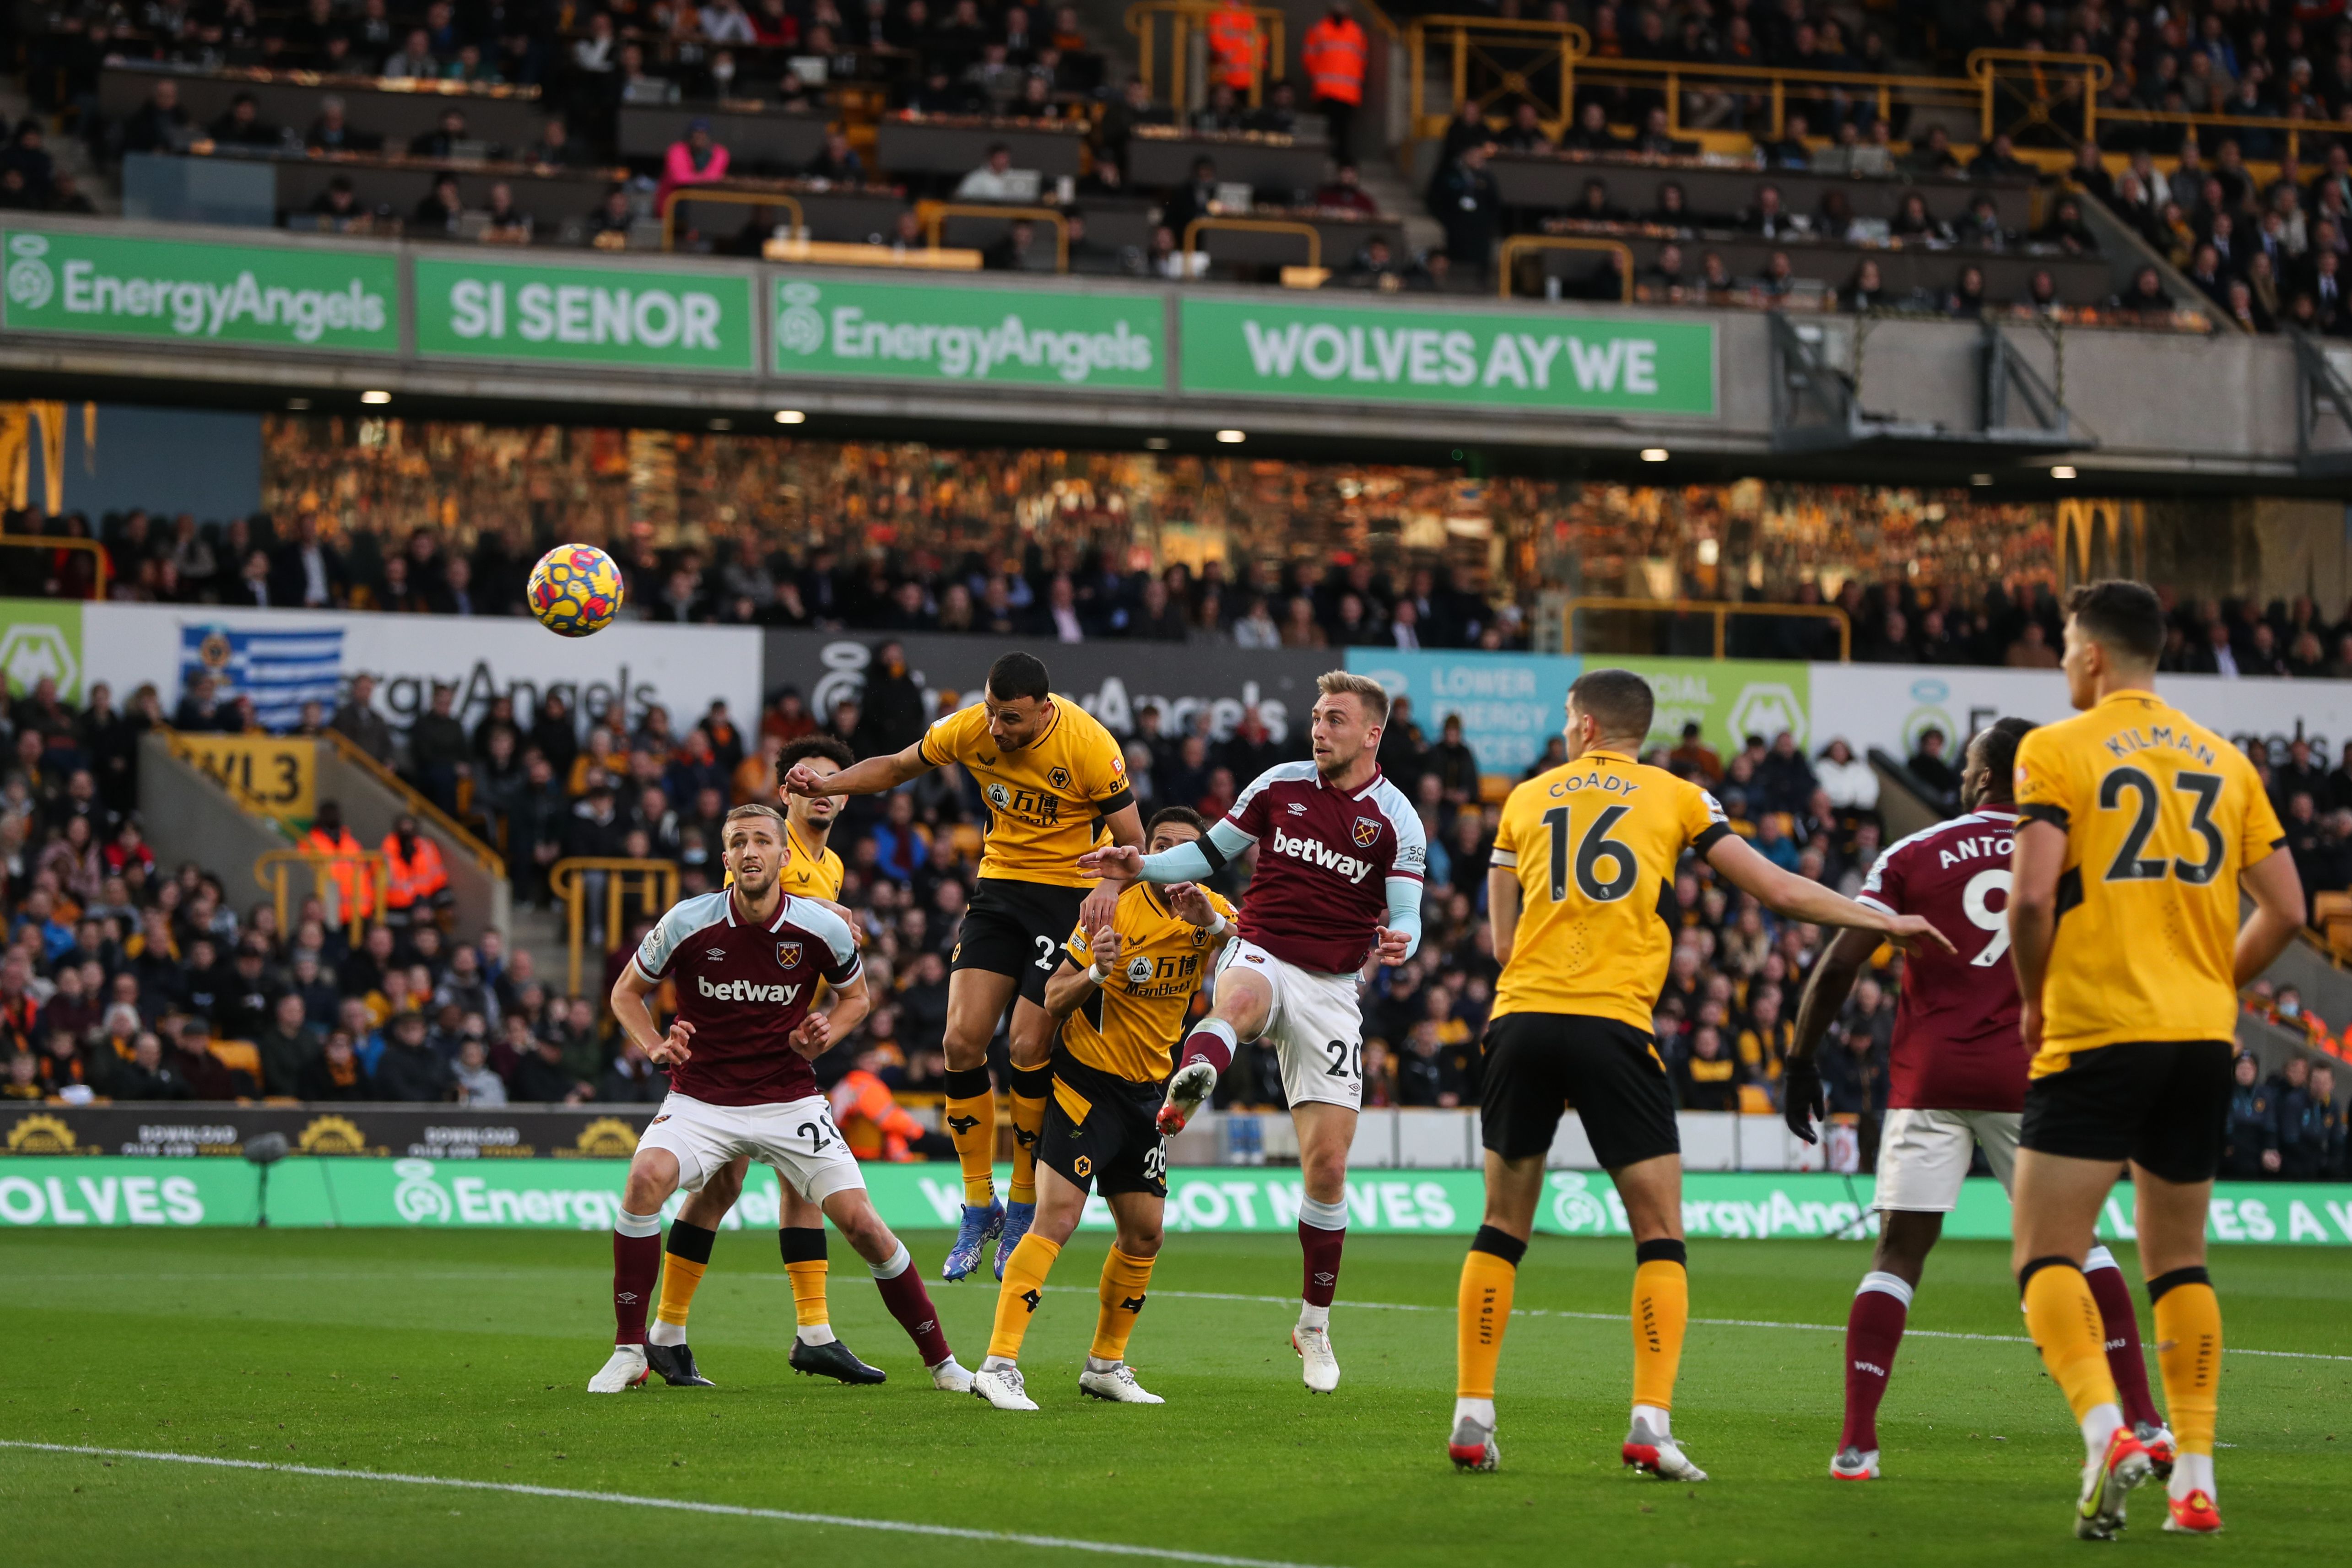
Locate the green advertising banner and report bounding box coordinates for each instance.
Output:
[414,255,757,373]
[769,277,1163,389]
[7,1158,2349,1244]
[1179,297,1716,415]
[2,227,398,351]
[0,598,83,703]
[1617,655,1814,759]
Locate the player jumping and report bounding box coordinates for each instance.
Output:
[1447,669,1952,1479]
[639,735,887,1387]
[1786,717,2174,1481]
[588,805,971,1395]
[972,806,1238,1411]
[786,653,1142,1283]
[2005,581,2302,1538]
[1080,670,1424,1394]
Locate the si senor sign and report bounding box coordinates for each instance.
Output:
[413,255,757,373]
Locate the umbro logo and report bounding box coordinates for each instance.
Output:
[915,1319,935,1334]
[616,1291,641,1304]
[705,948,727,962]
[1020,1288,1042,1312]
[947,1114,979,1135]
[1119,1295,1146,1313]
[1286,802,1308,815]
[1312,1272,1336,1286]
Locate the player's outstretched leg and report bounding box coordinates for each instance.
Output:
[782,1222,884,1384]
[826,1189,969,1390]
[1449,1225,1522,1471]
[1291,1101,1354,1394]
[1080,1245,1163,1404]
[591,1202,663,1392]
[2082,1245,2174,1473]
[975,1232,1057,1411]
[2149,1265,2223,1534]
[644,1219,718,1387]
[1158,1019,1235,1135]
[999,1063,1051,1281]
[1832,1270,1909,1480]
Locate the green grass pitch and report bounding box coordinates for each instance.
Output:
[4,1227,2347,1567]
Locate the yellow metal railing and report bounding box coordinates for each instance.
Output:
[920,203,1070,272]
[1183,216,1322,269]
[254,849,390,946]
[0,535,110,598]
[1125,0,1288,109]
[660,188,806,251]
[1498,235,1633,302]
[1564,597,1852,661]
[1403,24,2116,160]
[550,857,681,997]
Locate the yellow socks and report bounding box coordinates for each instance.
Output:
[2021,1257,2120,1432]
[943,1065,997,1206]
[1091,1248,1157,1363]
[1007,1066,1051,1206]
[1631,1242,1690,1414]
[989,1233,1062,1362]
[780,1224,830,1338]
[654,1220,714,1332]
[1456,1226,1524,1401]
[2151,1268,2221,1458]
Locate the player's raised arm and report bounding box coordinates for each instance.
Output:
[1079,815,1253,884]
[1041,922,1118,1021]
[1703,833,1957,954]
[792,967,871,1060]
[784,739,930,799]
[1078,800,1147,933]
[2236,845,2304,988]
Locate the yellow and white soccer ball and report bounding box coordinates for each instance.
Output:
[527,543,625,637]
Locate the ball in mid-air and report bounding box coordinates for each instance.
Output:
[528,544,624,637]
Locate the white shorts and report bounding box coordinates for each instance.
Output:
[1872,1107,2021,1212]
[1217,936,1366,1113]
[637,1092,867,1205]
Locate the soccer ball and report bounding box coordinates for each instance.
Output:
[528,544,624,637]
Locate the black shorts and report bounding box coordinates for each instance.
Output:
[1038,1049,1168,1200]
[2020,1039,2232,1185]
[1480,1012,1681,1171]
[952,878,1089,1006]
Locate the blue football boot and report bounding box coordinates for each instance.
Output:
[941,1197,1005,1282]
[995,1200,1037,1280]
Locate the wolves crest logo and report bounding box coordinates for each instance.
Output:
[776,941,803,969]
[1352,816,1383,848]
[1048,766,1071,790]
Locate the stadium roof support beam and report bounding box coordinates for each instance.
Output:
[1768,310,2088,464]
[2289,329,2352,479]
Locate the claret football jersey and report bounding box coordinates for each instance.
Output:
[1489,748,1730,1030]
[2012,689,2283,1074]
[1217,760,1425,973]
[632,888,860,1107]
[919,696,1133,887]
[1854,808,2027,1112]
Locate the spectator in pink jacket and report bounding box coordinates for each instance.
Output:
[655,118,730,214]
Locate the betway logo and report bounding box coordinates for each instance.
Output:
[1270,826,1373,884]
[697,974,800,1005]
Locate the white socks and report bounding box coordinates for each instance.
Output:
[1633,1402,1674,1441]
[1453,1396,1495,1428]
[1086,1355,1121,1373]
[1297,1302,1330,1332]
[980,1353,1016,1372]
[614,1208,662,1238]
[1856,1270,1915,1306]
[2081,1401,2124,1465]
[796,1324,837,1346]
[647,1318,686,1346]
[869,1241,912,1280]
[2170,1451,2216,1501]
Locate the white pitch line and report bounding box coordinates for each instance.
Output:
[1110,1288,2352,1365]
[0,1441,1344,1568]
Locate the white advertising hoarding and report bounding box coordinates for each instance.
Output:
[76,602,763,741]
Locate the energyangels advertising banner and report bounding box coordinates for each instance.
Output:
[414,254,757,373]
[1179,297,1717,416]
[769,276,1163,389]
[0,599,762,744]
[4,1157,2350,1244]
[1,227,399,351]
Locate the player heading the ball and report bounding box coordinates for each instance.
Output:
[785,651,1145,1285]
[1079,670,1424,1395]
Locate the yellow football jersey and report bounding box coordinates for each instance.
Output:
[1489,749,1731,1030]
[2012,689,2283,1071]
[1060,881,1238,1083]
[918,696,1132,887]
